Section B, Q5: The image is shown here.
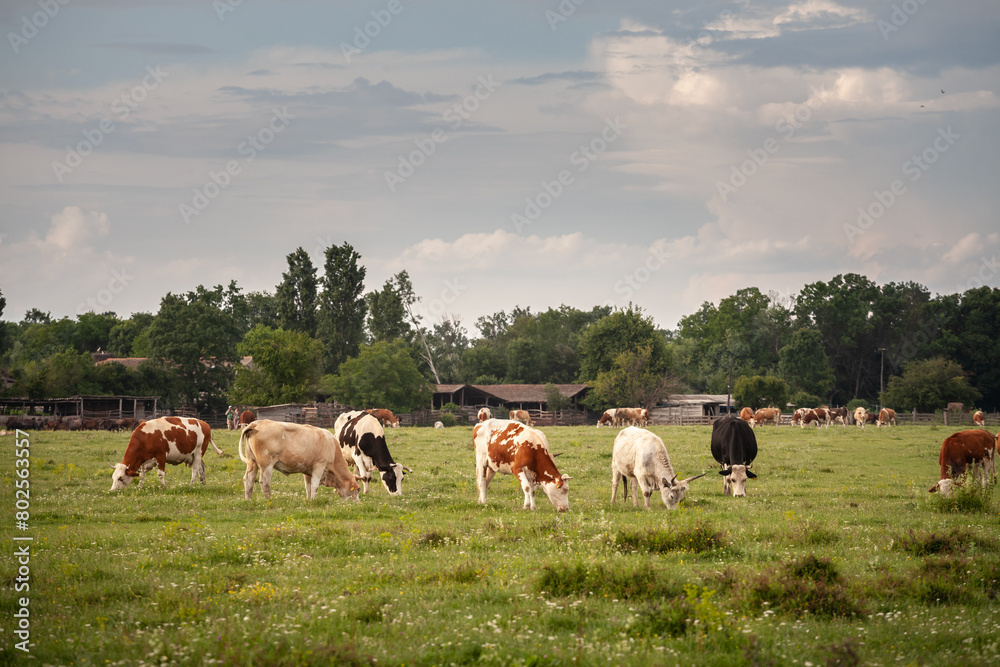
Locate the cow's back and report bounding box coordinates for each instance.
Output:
[711,417,757,466]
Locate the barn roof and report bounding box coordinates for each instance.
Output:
[665,393,731,405]
[95,357,148,370]
[472,384,590,403]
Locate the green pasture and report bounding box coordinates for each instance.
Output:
[2,423,999,666]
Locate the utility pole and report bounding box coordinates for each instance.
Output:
[878,347,885,410]
[726,356,733,413]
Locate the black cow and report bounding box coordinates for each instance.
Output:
[710,416,758,497]
[339,413,411,496]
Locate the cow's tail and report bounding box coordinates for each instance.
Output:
[238,426,254,464]
[209,438,224,456]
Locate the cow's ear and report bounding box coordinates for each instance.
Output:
[561,474,572,481]
[719,469,729,475]
[928,484,939,493]
[746,470,757,479]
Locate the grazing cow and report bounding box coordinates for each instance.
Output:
[239,410,255,427]
[791,407,809,426]
[799,409,823,428]
[877,408,896,427]
[853,407,868,429]
[614,407,645,428]
[110,417,223,491]
[597,409,617,427]
[710,416,759,497]
[828,407,848,427]
[434,421,444,428]
[332,410,365,465]
[119,417,138,432]
[239,419,359,501]
[973,411,985,427]
[611,426,705,509]
[478,407,493,422]
[750,408,780,428]
[739,406,754,423]
[473,418,570,512]
[340,413,410,495]
[509,409,534,426]
[367,408,400,428]
[928,429,997,496]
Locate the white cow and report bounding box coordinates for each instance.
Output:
[611,427,705,509]
[239,419,360,501]
[854,406,868,429]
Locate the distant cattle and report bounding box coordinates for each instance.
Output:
[478,407,493,422]
[801,410,825,428]
[828,407,848,427]
[877,408,896,427]
[611,426,704,509]
[853,407,868,429]
[367,408,400,428]
[239,419,359,501]
[973,411,985,427]
[597,409,617,427]
[340,413,410,495]
[750,408,780,428]
[473,419,569,512]
[739,407,754,423]
[509,409,534,426]
[928,429,997,496]
[613,407,648,428]
[111,417,222,491]
[434,421,444,429]
[710,416,759,497]
[239,410,255,426]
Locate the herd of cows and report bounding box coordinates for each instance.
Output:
[5,401,993,510]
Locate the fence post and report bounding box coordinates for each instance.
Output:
[943,410,948,426]
[912,408,916,425]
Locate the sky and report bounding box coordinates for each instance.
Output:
[1,0,998,335]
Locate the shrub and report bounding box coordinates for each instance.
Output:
[895,528,975,556]
[742,555,864,618]
[615,522,726,554]
[438,412,458,428]
[536,561,682,600]
[932,476,995,514]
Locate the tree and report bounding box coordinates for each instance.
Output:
[317,242,367,373]
[947,287,1000,410]
[426,318,469,383]
[734,375,789,411]
[577,305,668,381]
[365,277,410,343]
[230,325,323,405]
[75,311,120,352]
[324,340,433,413]
[585,345,681,410]
[275,248,318,336]
[145,285,242,412]
[107,312,154,357]
[543,383,573,411]
[778,329,836,399]
[880,357,981,412]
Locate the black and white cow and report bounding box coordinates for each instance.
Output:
[339,413,411,495]
[710,416,758,497]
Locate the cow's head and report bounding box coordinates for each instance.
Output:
[928,478,954,497]
[658,472,707,509]
[320,469,361,501]
[541,474,571,512]
[109,463,138,491]
[719,465,756,497]
[378,463,410,496]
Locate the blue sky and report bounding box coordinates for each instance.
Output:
[1,0,998,333]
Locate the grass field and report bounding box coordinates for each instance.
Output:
[3,422,999,666]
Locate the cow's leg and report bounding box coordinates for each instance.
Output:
[307,463,324,500]
[478,466,496,504]
[259,466,275,499]
[243,462,258,500]
[630,477,639,507]
[156,455,167,487]
[518,472,536,510]
[611,469,622,503]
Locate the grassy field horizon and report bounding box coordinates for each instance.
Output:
[3,422,999,666]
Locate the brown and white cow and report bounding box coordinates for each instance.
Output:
[110,417,223,491]
[973,410,985,427]
[340,413,411,495]
[597,409,617,427]
[367,408,400,428]
[614,407,646,428]
[739,407,754,423]
[611,426,705,509]
[877,408,896,427]
[473,419,570,511]
[478,407,493,422]
[853,407,868,429]
[928,429,997,496]
[750,408,780,428]
[509,409,534,426]
[239,419,359,501]
[828,407,848,427]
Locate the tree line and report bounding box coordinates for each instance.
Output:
[1,245,996,415]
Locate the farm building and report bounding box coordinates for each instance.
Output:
[0,395,160,420]
[653,394,735,421]
[431,383,590,411]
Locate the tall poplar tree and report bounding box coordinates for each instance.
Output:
[275,247,318,337]
[317,242,366,373]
